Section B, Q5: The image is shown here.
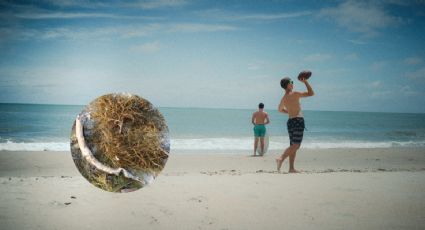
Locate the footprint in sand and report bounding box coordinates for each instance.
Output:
[188,196,207,203]
[48,201,73,207]
[150,216,159,224]
[49,201,65,207]
[160,207,173,216]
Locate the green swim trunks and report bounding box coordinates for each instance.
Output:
[253,124,266,137]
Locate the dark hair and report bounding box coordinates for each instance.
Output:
[280,77,291,89]
[259,103,264,109]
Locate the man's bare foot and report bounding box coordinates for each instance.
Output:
[289,169,300,173]
[275,158,283,172]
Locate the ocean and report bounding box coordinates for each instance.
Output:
[1,103,425,152]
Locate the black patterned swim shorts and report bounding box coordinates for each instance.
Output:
[287,117,305,145]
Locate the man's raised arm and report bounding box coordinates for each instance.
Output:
[299,79,314,97]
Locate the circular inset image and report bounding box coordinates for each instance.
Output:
[70,93,170,192]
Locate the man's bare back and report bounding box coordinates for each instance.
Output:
[252,111,268,124]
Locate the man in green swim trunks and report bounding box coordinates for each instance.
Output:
[252,103,270,156]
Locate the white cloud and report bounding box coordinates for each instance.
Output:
[347,39,367,45]
[9,0,187,10]
[0,2,165,20]
[247,60,266,71]
[304,53,332,62]
[368,81,420,98]
[406,67,425,80]
[380,0,425,6]
[128,0,188,9]
[344,53,359,61]
[400,85,419,96]
[371,61,386,71]
[0,28,18,41]
[119,24,163,38]
[1,24,161,41]
[234,11,312,20]
[371,90,392,98]
[315,84,357,99]
[42,0,109,8]
[318,1,403,37]
[370,81,382,88]
[168,23,238,33]
[199,9,312,21]
[8,11,160,20]
[247,64,260,71]
[1,22,237,42]
[403,57,423,65]
[321,68,352,76]
[48,26,155,40]
[131,41,161,53]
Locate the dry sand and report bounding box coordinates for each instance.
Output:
[1,148,425,230]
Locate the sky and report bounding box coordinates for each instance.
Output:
[0,0,425,113]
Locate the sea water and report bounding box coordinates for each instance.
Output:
[1,103,425,152]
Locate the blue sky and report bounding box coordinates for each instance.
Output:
[1,0,425,113]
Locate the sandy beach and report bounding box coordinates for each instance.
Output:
[1,148,425,230]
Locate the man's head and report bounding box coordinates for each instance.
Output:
[280,77,293,91]
[258,103,264,109]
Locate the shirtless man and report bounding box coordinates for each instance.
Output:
[276,76,314,172]
[251,103,270,156]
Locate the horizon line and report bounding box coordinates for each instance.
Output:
[0,102,424,115]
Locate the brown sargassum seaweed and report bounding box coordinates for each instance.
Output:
[70,93,169,192]
[90,94,169,173]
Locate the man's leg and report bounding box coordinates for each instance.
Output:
[253,137,259,156]
[276,144,298,172]
[277,118,299,171]
[276,147,289,171]
[260,137,265,156]
[288,144,300,173]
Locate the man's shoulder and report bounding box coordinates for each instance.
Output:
[292,91,304,97]
[259,111,268,116]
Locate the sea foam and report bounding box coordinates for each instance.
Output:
[1,138,424,151]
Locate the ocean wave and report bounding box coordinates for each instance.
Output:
[171,138,425,150]
[386,130,422,138]
[0,140,69,151]
[1,138,425,151]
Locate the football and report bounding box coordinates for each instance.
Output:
[297,70,312,81]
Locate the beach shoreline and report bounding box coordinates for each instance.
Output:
[1,148,425,229]
[1,147,424,176]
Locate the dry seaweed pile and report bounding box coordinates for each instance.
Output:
[90,94,169,174]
